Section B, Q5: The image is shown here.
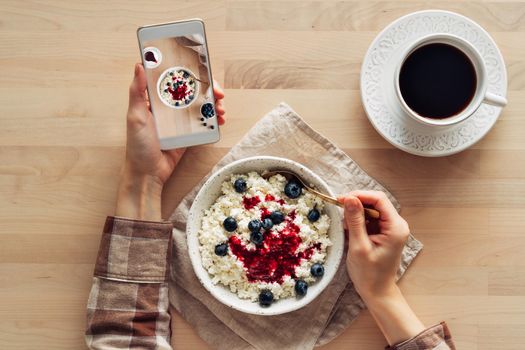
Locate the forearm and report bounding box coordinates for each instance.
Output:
[115,164,164,221]
[362,284,425,346]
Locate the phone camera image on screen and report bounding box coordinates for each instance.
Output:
[157,67,198,109]
[140,27,217,146]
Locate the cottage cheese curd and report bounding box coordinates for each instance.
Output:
[198,172,332,303]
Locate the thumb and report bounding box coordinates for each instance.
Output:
[343,196,370,247]
[128,63,148,112]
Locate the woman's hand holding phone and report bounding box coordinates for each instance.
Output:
[115,63,225,221]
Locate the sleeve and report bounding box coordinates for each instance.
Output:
[386,322,455,350]
[85,216,174,350]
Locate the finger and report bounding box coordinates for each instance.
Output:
[213,79,225,99]
[215,94,225,114]
[215,98,226,125]
[348,190,398,221]
[342,195,372,249]
[215,99,223,112]
[129,63,148,112]
[215,104,226,117]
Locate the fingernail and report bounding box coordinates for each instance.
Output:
[134,63,140,76]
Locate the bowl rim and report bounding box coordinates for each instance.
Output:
[186,156,344,316]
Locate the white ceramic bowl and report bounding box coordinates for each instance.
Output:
[187,156,344,316]
[156,66,199,109]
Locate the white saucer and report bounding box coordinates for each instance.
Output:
[360,10,507,157]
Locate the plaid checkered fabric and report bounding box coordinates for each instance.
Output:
[85,216,453,350]
[387,322,455,350]
[85,216,173,349]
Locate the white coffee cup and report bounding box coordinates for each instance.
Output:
[394,33,507,127]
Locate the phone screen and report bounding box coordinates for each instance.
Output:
[138,21,218,149]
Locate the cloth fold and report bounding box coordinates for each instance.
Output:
[168,103,423,350]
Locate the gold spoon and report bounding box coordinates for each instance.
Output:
[193,76,208,84]
[262,170,381,219]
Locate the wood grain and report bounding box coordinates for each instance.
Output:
[1,1,525,349]
[225,1,525,32]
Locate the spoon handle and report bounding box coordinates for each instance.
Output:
[305,188,381,219]
[194,77,208,84]
[363,207,381,219]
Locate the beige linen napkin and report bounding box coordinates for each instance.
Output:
[168,103,423,350]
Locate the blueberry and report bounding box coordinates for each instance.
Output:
[259,290,274,307]
[262,218,273,230]
[223,217,237,232]
[164,89,168,93]
[201,102,215,118]
[295,280,308,296]
[234,178,247,193]
[169,72,174,76]
[214,243,228,256]
[307,208,320,222]
[248,219,262,233]
[250,231,264,245]
[175,102,179,106]
[167,82,171,86]
[284,180,302,199]
[269,211,285,225]
[311,263,325,278]
[183,71,190,78]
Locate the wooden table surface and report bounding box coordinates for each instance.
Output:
[1,1,524,349]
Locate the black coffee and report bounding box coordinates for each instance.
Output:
[399,43,477,119]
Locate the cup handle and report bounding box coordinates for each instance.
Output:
[484,92,507,107]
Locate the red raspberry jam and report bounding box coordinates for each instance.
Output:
[300,243,321,260]
[264,193,285,205]
[260,207,271,219]
[242,196,261,210]
[228,210,321,284]
[144,51,157,63]
[167,83,189,101]
[265,194,275,201]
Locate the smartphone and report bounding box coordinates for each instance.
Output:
[137,19,219,149]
